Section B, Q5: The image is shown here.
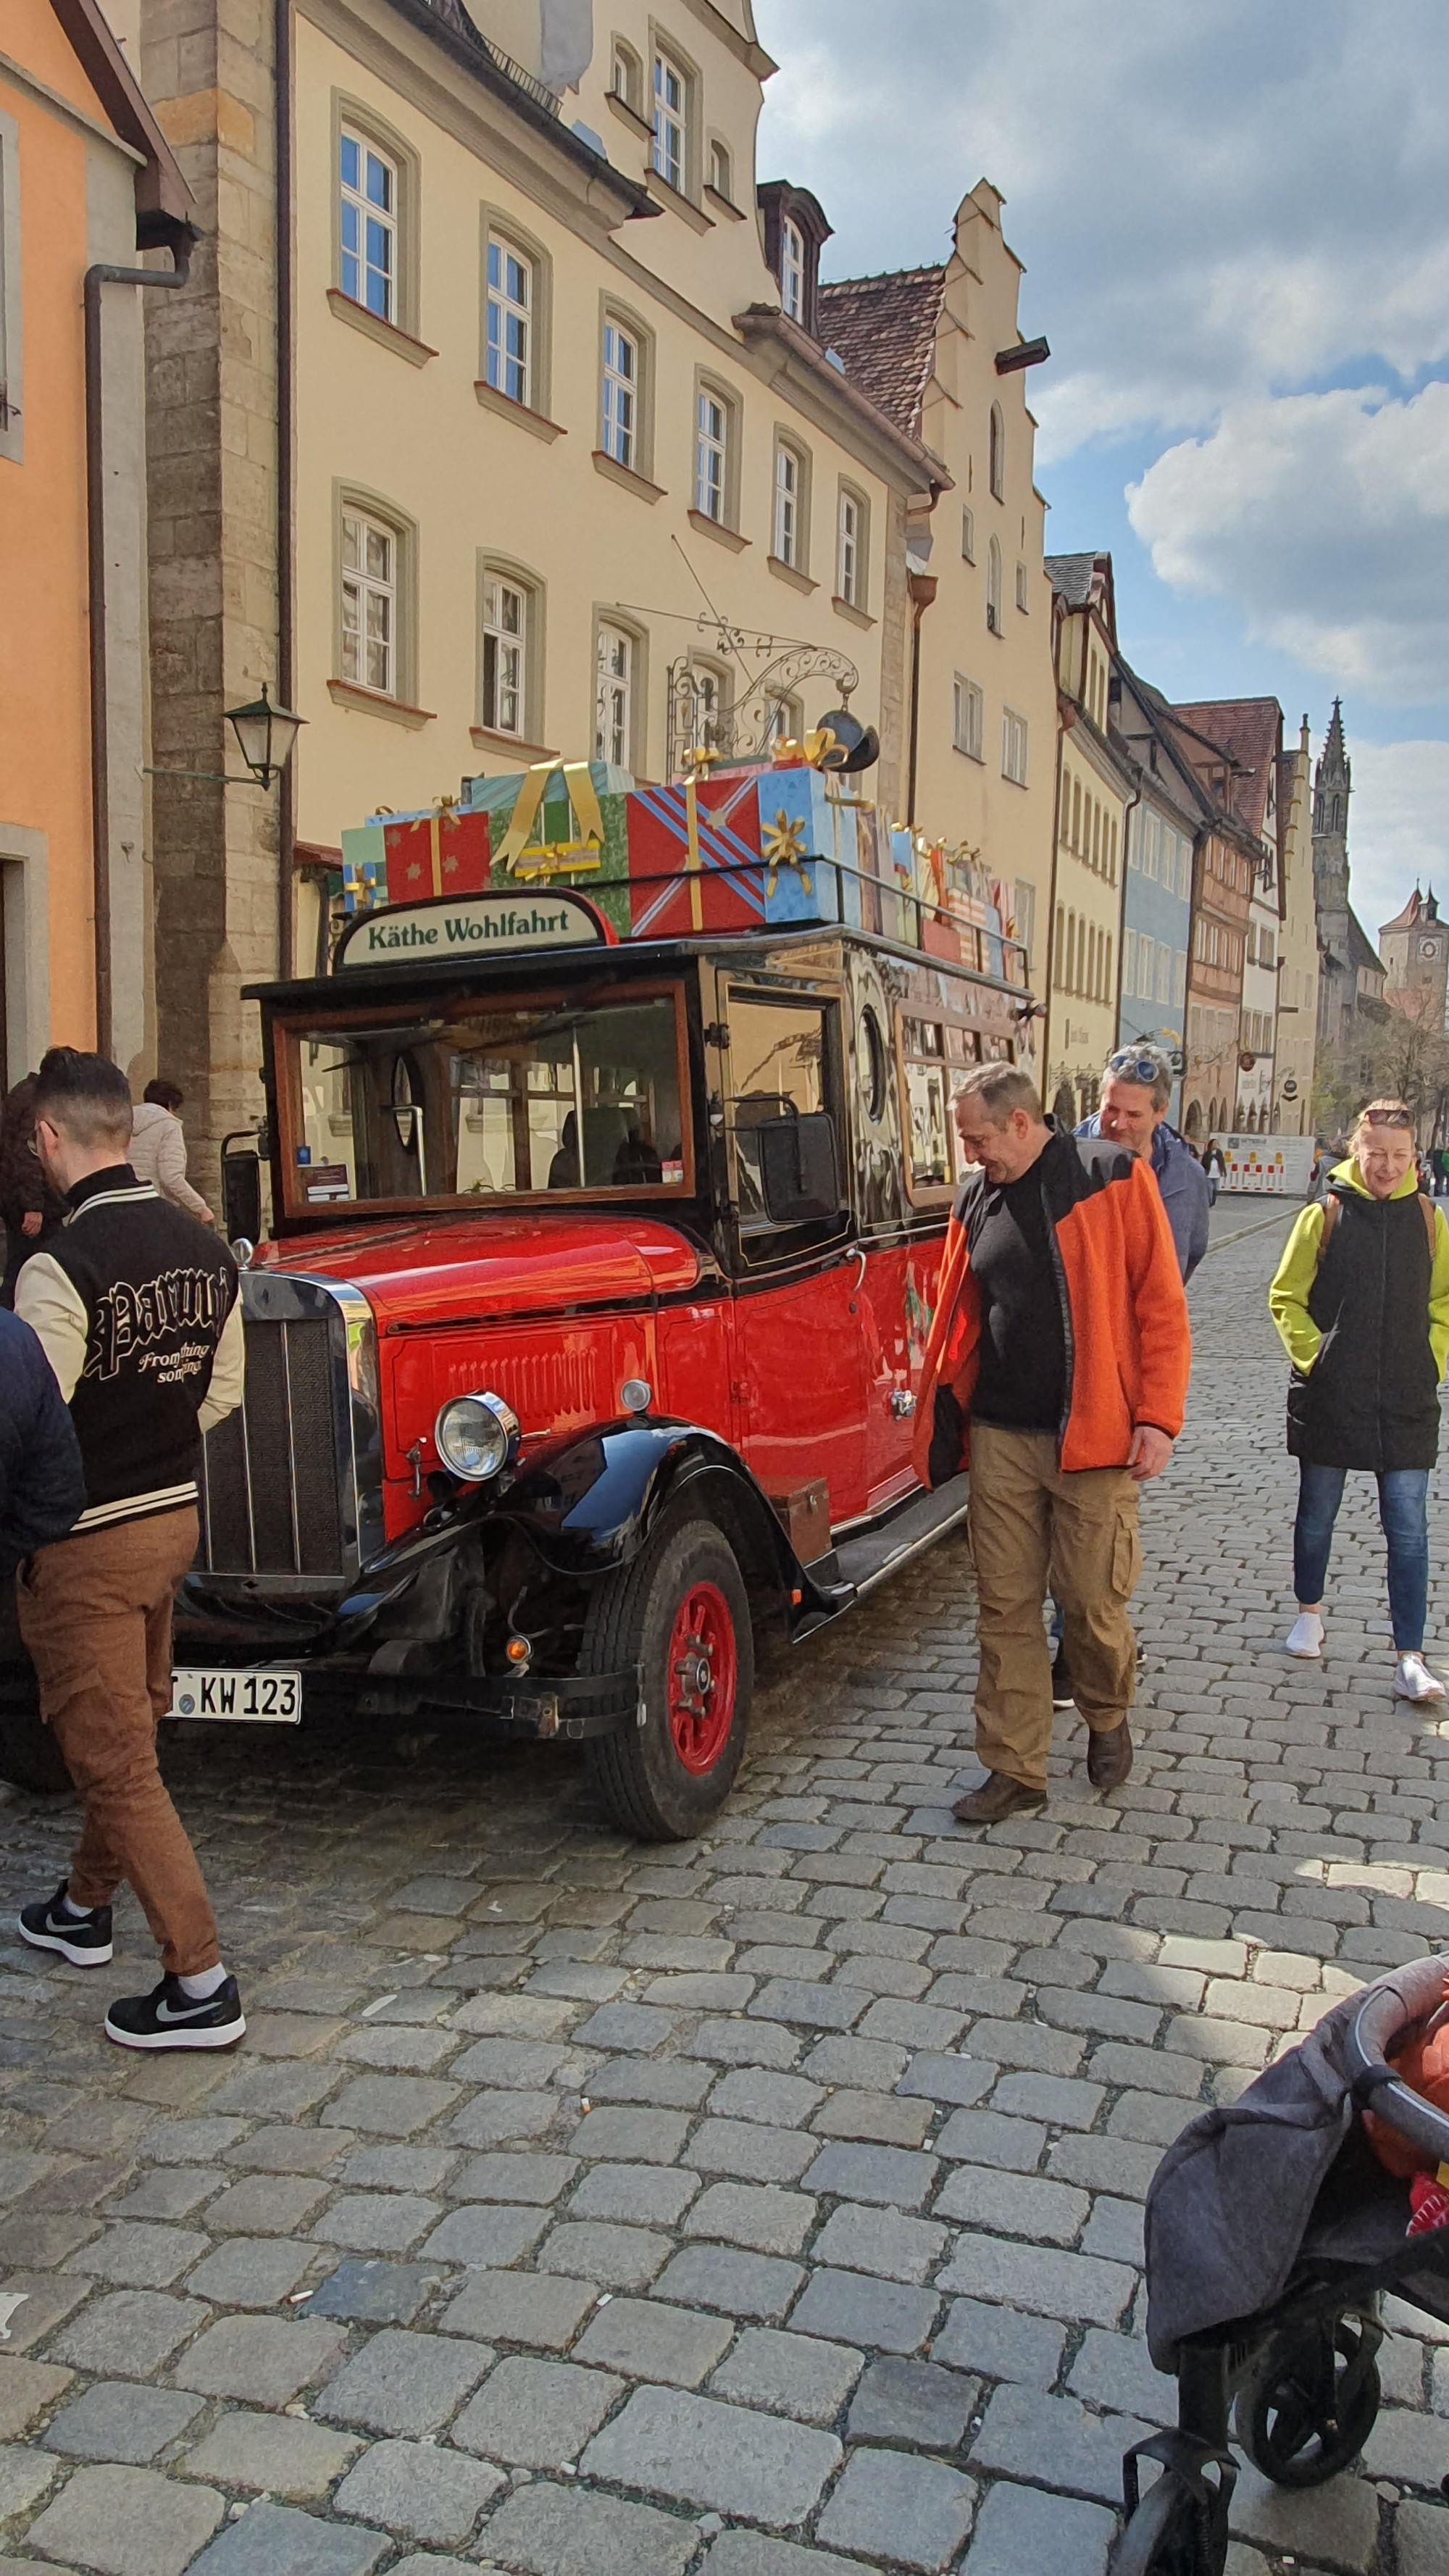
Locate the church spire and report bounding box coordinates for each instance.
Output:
[1319,696,1349,792]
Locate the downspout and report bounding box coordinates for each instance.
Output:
[905,569,937,828]
[85,227,197,1057]
[275,0,296,980]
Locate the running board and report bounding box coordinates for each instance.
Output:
[832,1480,971,1598]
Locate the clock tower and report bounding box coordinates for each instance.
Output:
[1380,883,1448,1028]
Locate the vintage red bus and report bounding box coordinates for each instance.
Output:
[162,844,1031,1838]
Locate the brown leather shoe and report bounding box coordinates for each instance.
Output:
[1087,1720,1132,1791]
[952,1772,1048,1826]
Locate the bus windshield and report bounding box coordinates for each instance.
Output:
[281,988,688,1212]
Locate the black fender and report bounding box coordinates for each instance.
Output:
[493,1417,848,1628]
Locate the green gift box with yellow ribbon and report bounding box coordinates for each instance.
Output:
[461,759,632,938]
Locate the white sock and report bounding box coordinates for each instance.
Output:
[178,1963,227,2000]
[59,1890,92,1920]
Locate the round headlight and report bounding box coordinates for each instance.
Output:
[435,1391,520,1482]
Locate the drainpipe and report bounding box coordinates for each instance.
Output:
[905,569,937,828]
[275,0,296,981]
[85,227,197,1057]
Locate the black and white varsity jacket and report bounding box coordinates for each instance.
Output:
[13,1166,245,1537]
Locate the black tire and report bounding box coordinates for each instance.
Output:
[1111,2471,1223,2576]
[1232,2317,1381,2488]
[581,1517,753,1841]
[0,1696,72,1795]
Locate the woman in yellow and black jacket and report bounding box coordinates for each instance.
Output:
[1268,1099,1449,1701]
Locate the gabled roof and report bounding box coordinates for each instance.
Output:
[1380,884,1440,936]
[47,0,192,241]
[1043,553,1100,609]
[1172,698,1282,840]
[815,267,945,440]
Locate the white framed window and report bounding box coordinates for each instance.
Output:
[769,693,803,746]
[1157,942,1173,1006]
[486,236,532,405]
[600,319,637,468]
[1002,706,1028,786]
[952,675,983,762]
[1014,878,1036,971]
[652,48,687,193]
[611,41,642,112]
[838,487,863,607]
[1138,933,1156,1000]
[989,401,1005,500]
[1122,928,1137,999]
[696,388,727,520]
[692,659,729,751]
[481,573,527,738]
[986,536,1003,635]
[961,505,975,563]
[780,214,805,322]
[1015,559,1029,613]
[709,137,732,199]
[596,622,634,767]
[341,509,396,696]
[773,441,801,567]
[339,126,396,321]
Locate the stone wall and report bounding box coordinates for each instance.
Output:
[140,0,280,1199]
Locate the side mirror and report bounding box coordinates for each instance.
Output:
[757,1112,843,1225]
[221,1148,262,1246]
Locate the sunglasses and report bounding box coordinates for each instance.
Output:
[1107,1051,1164,1086]
[1361,1108,1413,1130]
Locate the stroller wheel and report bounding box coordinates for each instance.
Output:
[1232,2314,1382,2488]
[1111,2467,1224,2576]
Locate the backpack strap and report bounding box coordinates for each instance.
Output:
[1314,1196,1340,1269]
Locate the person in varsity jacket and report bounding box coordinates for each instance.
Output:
[13,1049,246,2049]
[914,1062,1191,1827]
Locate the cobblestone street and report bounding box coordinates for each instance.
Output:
[0,1201,1445,2576]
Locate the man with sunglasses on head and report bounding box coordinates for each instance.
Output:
[12,1050,246,2051]
[1078,1046,1211,1285]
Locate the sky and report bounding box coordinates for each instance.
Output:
[753,0,1449,941]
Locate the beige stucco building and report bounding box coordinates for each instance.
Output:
[817,185,1057,1047]
[288,0,941,953]
[1042,554,1132,1122]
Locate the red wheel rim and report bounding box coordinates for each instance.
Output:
[664,1580,738,1775]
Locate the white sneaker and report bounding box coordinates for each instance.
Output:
[1394,1653,1446,1703]
[1285,1613,1324,1659]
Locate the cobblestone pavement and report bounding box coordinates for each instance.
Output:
[0,1202,1445,2576]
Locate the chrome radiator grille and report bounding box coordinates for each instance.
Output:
[197,1274,381,1582]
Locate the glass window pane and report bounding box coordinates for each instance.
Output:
[340,133,359,191]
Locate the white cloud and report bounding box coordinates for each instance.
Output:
[1346,738,1449,936]
[756,0,1449,459]
[1126,385,1449,704]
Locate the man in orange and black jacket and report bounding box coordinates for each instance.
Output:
[913,1062,1191,1826]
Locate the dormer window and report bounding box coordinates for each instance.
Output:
[780,217,805,322]
[756,183,832,341]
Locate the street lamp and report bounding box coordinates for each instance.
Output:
[225,685,304,789]
[142,681,305,788]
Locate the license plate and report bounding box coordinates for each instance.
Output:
[170,1668,302,1724]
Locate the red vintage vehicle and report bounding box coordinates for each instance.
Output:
[166,864,1031,1837]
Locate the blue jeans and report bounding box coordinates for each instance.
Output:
[1293,1462,1430,1651]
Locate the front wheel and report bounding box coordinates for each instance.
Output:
[1111,2471,1224,2576]
[581,1518,753,1841]
[1232,2317,1381,2487]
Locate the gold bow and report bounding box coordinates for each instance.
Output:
[770,727,840,772]
[496,760,606,878]
[764,810,811,897]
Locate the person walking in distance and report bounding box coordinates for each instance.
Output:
[0,1073,67,1309]
[915,1063,1191,1825]
[1269,1099,1449,1701]
[12,1049,247,2048]
[127,1080,214,1225]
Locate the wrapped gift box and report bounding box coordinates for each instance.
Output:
[626,768,767,937]
[462,759,632,938]
[756,767,860,929]
[383,804,490,904]
[341,822,387,916]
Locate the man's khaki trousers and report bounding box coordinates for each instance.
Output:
[966,1424,1141,1794]
[17,1507,220,1977]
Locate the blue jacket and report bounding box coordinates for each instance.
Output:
[0,1308,85,1568]
[1077,1116,1211,1282]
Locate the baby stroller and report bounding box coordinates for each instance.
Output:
[1113,1954,1449,2575]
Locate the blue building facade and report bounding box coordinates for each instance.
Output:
[1111,666,1205,1122]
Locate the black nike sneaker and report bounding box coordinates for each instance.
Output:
[18,1882,113,1967]
[1051,1645,1076,1710]
[104,1972,246,2051]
